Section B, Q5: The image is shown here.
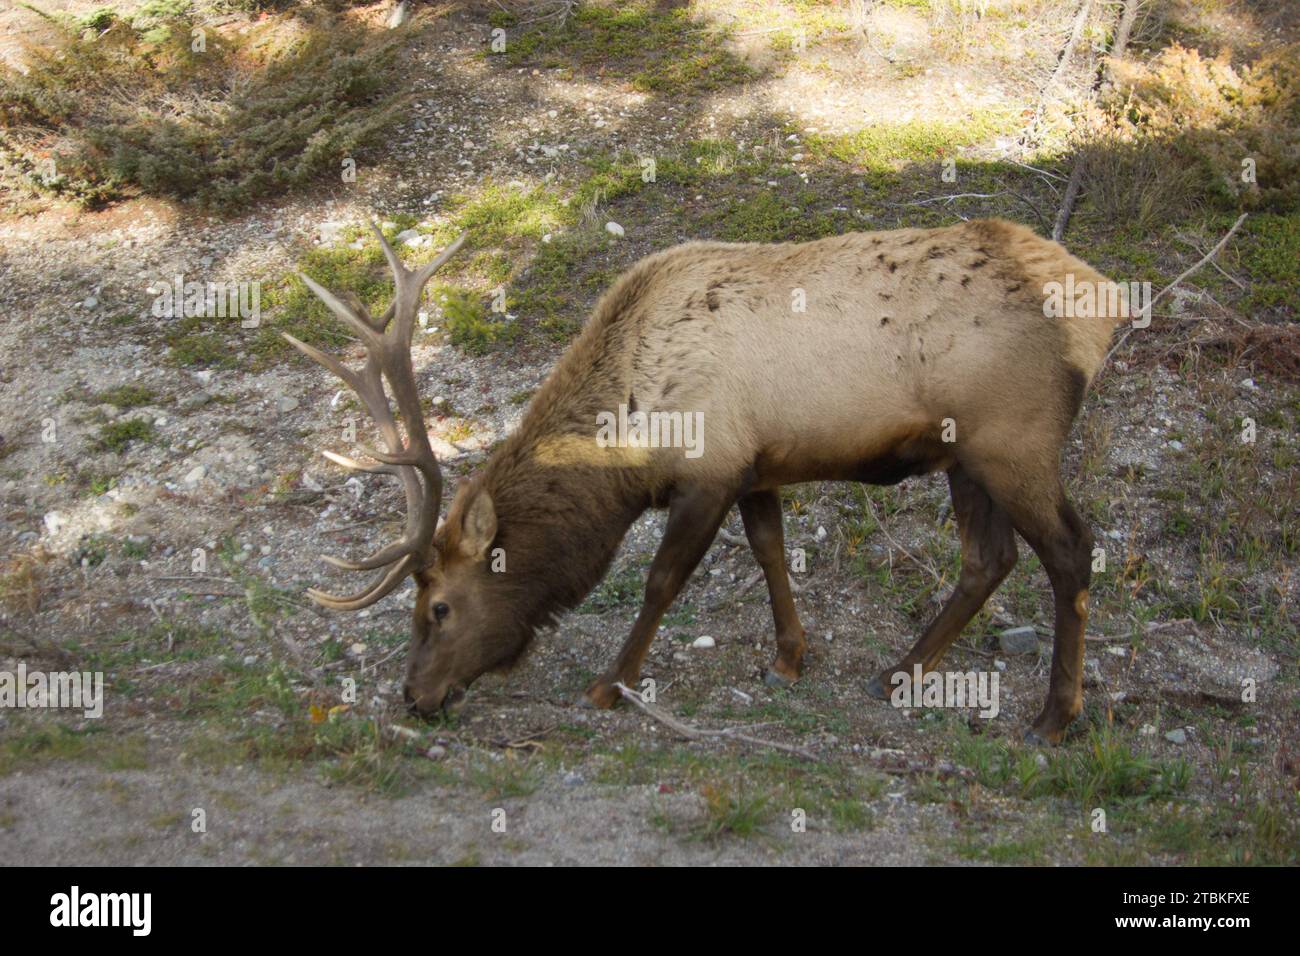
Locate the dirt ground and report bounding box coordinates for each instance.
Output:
[0,0,1297,865]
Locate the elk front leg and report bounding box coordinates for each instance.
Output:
[584,485,735,709]
[738,490,806,687]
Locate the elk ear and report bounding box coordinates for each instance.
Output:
[458,490,497,560]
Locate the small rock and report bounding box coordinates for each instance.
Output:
[605,221,625,238]
[183,465,207,484]
[1139,723,1157,736]
[998,626,1039,655]
[993,658,1007,671]
[43,511,65,534]
[1164,728,1187,744]
[276,395,299,413]
[395,227,421,245]
[691,635,716,649]
[349,642,366,656]
[424,745,446,760]
[387,0,409,28]
[242,655,258,666]
[562,771,584,787]
[179,391,212,411]
[83,296,98,309]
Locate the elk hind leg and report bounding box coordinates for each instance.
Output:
[1002,489,1093,745]
[866,465,1017,700]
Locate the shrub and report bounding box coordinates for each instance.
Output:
[1095,43,1300,214]
[0,9,414,208]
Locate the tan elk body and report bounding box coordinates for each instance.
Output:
[289,218,1122,744]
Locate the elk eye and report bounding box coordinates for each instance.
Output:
[433,602,450,623]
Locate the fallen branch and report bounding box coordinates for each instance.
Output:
[1100,213,1249,372]
[613,682,818,761]
[1149,213,1248,312]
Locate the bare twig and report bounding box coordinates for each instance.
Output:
[1100,213,1248,372]
[613,683,818,761]
[1148,213,1248,311]
[861,496,943,586]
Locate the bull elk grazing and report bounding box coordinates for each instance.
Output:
[286,219,1122,745]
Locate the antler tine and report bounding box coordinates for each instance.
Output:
[306,555,418,612]
[297,272,382,344]
[320,449,398,477]
[414,231,469,288]
[288,227,467,611]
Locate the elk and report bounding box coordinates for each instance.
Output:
[286,219,1122,745]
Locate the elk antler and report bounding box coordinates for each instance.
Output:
[284,225,468,610]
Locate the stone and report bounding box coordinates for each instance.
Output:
[692,635,716,649]
[998,626,1039,655]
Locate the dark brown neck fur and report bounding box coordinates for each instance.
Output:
[476,257,668,638]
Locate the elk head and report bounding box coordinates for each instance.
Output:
[286,225,521,717]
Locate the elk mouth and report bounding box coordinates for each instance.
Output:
[406,683,466,719]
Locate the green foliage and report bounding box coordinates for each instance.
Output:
[442,289,515,355]
[496,1,754,96]
[806,111,1017,171]
[1100,43,1300,214]
[94,417,155,453]
[91,383,156,409]
[0,11,412,207]
[1238,212,1300,312]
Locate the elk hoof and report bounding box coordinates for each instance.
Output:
[581,681,621,710]
[865,674,891,701]
[763,668,794,689]
[1023,727,1061,747]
